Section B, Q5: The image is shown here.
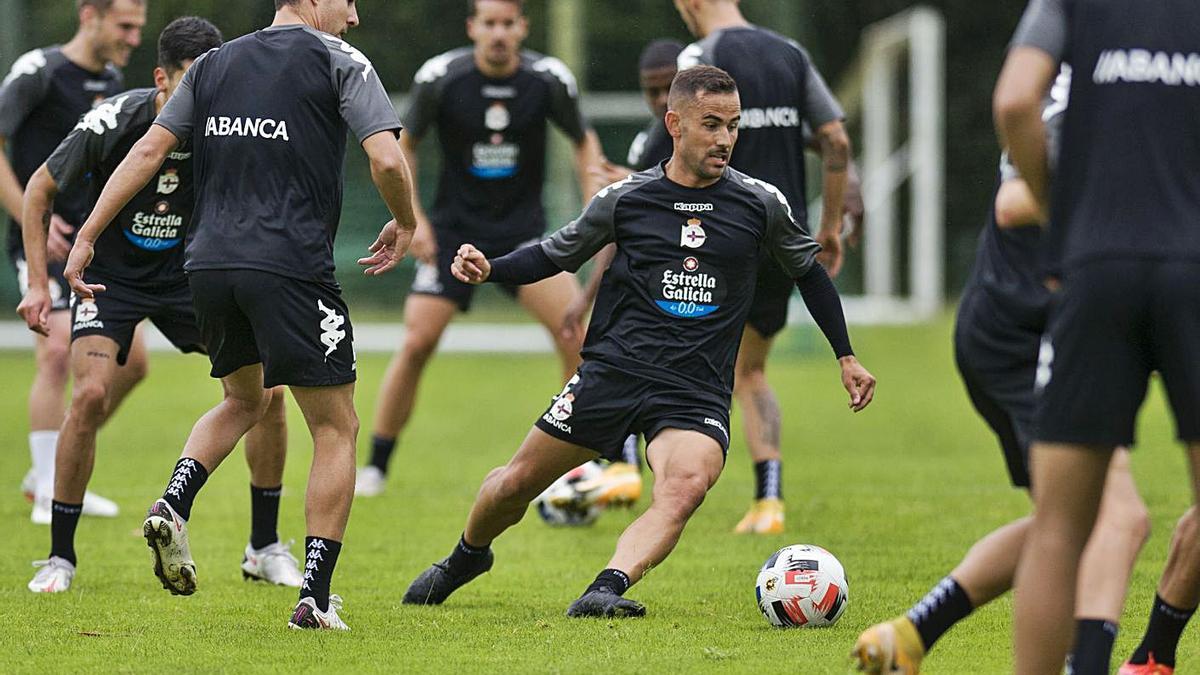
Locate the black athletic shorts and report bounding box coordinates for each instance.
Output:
[534,359,732,461]
[410,229,536,311]
[954,288,1045,488]
[1037,259,1200,447]
[744,254,794,339]
[70,275,205,365]
[11,250,71,312]
[188,270,355,388]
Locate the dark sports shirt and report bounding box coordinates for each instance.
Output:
[154,25,401,284]
[641,26,842,220]
[0,46,122,256]
[626,117,673,172]
[406,48,589,244]
[540,163,820,396]
[46,88,192,285]
[1013,0,1200,267]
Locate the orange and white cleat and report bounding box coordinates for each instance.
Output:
[1119,654,1175,675]
[734,497,785,534]
[576,462,643,509]
[852,616,925,675]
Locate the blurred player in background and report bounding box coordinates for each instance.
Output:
[994,0,1200,672]
[359,0,604,498]
[64,0,415,630]
[0,0,146,523]
[853,67,1155,675]
[403,66,875,618]
[18,17,302,595]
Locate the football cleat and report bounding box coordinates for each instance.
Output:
[566,589,646,618]
[852,616,925,675]
[31,497,51,525]
[241,540,303,587]
[21,468,35,502]
[1119,655,1175,675]
[734,497,785,534]
[142,499,197,596]
[575,462,643,509]
[27,557,75,593]
[354,466,386,498]
[82,491,119,518]
[288,594,350,631]
[402,550,494,606]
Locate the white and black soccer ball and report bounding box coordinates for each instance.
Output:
[755,544,849,628]
[534,461,604,527]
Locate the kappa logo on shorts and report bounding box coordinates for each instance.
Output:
[317,300,346,357]
[1035,337,1055,392]
[412,261,443,294]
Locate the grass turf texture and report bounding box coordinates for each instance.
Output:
[0,317,1194,673]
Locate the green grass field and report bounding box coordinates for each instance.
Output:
[1,318,1195,673]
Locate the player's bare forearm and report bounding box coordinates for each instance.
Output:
[365,131,418,232]
[994,47,1058,210]
[995,177,1043,228]
[78,126,177,246]
[581,243,616,304]
[574,130,605,202]
[399,131,432,227]
[816,120,850,234]
[20,165,59,289]
[0,138,25,225]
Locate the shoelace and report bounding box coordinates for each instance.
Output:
[264,539,300,565]
[328,594,344,613]
[32,558,70,570]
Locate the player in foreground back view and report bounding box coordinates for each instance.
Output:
[993,0,1200,672]
[63,0,416,630]
[403,66,875,617]
[18,17,302,595]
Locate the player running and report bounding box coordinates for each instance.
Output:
[357,0,604,497]
[1,0,145,523]
[18,17,303,595]
[63,0,416,630]
[403,66,875,618]
[852,67,1154,675]
[993,0,1200,672]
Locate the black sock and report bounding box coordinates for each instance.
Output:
[585,568,631,596]
[249,484,282,550]
[447,534,490,572]
[907,576,975,651]
[368,434,396,474]
[1128,595,1196,667]
[300,537,342,613]
[49,501,83,565]
[620,434,641,468]
[1068,619,1118,675]
[162,457,209,521]
[754,459,782,500]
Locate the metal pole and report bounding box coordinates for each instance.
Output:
[545,0,585,224]
[0,0,26,72]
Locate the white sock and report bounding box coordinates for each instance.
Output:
[30,431,58,502]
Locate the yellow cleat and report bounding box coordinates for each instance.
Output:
[851,616,925,675]
[733,497,785,534]
[575,462,643,508]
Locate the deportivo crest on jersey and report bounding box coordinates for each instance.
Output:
[157,168,180,195]
[680,218,707,249]
[485,102,510,131]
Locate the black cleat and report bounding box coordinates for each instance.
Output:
[566,588,646,618]
[402,550,494,605]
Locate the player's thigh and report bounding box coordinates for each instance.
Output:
[68,335,122,402]
[1095,449,1147,522]
[401,293,458,354]
[289,382,357,436]
[516,271,581,328]
[500,426,599,497]
[645,428,725,489]
[36,310,73,365]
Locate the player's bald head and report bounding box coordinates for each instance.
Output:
[668,65,738,113]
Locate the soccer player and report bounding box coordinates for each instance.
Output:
[402,66,876,617]
[852,67,1153,675]
[18,17,303,594]
[63,0,415,630]
[993,0,1200,672]
[626,39,684,174]
[668,0,853,534]
[0,0,145,523]
[357,0,604,497]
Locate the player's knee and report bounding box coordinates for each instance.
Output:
[487,466,539,506]
[226,388,272,423]
[70,380,110,423]
[37,341,71,382]
[655,473,710,520]
[733,363,767,396]
[401,329,440,367]
[262,387,287,425]
[1100,494,1152,548]
[1175,507,1200,547]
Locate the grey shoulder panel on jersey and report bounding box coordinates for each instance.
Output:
[729,169,821,278]
[47,88,156,191]
[0,46,66,138]
[1011,0,1068,61]
[406,47,474,138]
[304,27,401,143]
[541,167,660,272]
[677,32,722,70]
[780,36,846,127]
[523,49,589,142]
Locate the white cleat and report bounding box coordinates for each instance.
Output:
[242,540,304,587]
[82,491,119,518]
[21,468,35,502]
[28,557,75,593]
[143,499,197,596]
[31,497,51,525]
[354,466,386,498]
[288,595,350,631]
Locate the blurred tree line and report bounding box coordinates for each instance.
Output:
[0,0,1028,312]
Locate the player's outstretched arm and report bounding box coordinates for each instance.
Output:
[994,47,1059,212]
[65,125,178,299]
[358,131,418,276]
[794,264,875,412]
[15,165,62,335]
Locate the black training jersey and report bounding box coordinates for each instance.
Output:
[540,163,820,396]
[154,25,401,284]
[626,118,673,172]
[0,46,122,256]
[406,48,589,244]
[1014,0,1200,267]
[46,88,192,286]
[654,26,843,218]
